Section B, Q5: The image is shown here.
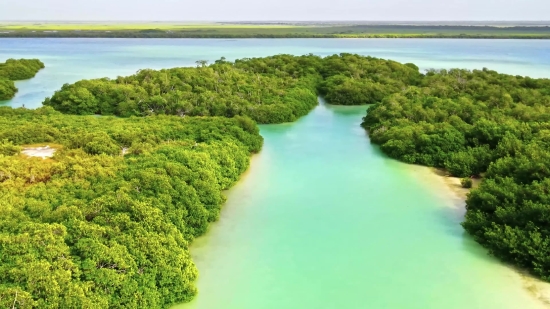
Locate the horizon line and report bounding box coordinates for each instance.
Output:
[2,20,550,22]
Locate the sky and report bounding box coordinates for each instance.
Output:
[0,0,548,21]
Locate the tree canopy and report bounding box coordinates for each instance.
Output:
[43,54,420,124]
[0,107,262,308]
[0,58,45,100]
[43,56,320,124]
[362,67,550,281]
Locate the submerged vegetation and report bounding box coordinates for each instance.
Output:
[3,52,550,306]
[0,59,45,100]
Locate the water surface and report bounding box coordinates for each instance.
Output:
[1,39,549,108]
[176,102,545,309]
[1,38,549,308]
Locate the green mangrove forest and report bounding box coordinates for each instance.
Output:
[0,59,45,100]
[43,54,420,123]
[2,53,550,307]
[0,108,262,308]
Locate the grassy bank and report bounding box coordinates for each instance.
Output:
[1,23,550,38]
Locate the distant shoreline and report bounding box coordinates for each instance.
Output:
[2,34,550,39]
[1,24,550,39]
[2,34,549,39]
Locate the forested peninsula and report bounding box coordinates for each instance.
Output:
[0,59,44,100]
[2,53,550,307]
[43,54,420,123]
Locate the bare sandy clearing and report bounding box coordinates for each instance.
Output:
[22,146,56,158]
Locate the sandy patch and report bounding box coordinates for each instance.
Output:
[404,164,470,217]
[519,269,550,307]
[22,145,56,159]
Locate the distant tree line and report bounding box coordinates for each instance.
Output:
[0,59,44,100]
[3,33,550,39]
[1,25,550,39]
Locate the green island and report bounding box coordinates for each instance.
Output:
[0,59,45,100]
[1,22,550,39]
[2,53,550,307]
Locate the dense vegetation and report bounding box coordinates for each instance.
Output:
[44,54,420,124]
[44,56,319,123]
[0,59,45,100]
[1,24,550,39]
[318,54,421,105]
[0,107,262,308]
[0,54,432,307]
[6,53,550,306]
[363,68,550,280]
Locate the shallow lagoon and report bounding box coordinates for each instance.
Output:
[1,38,550,308]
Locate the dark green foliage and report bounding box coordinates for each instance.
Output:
[0,58,44,81]
[461,177,473,188]
[0,107,262,308]
[363,69,550,175]
[362,66,550,281]
[318,54,422,105]
[0,58,45,100]
[44,56,321,124]
[0,78,17,100]
[43,54,421,122]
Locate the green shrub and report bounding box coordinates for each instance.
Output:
[461,177,473,188]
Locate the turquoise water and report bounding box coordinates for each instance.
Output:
[178,102,546,309]
[1,39,550,308]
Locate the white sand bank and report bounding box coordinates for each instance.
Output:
[21,146,56,158]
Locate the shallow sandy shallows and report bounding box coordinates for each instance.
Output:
[21,146,56,158]
[407,164,550,308]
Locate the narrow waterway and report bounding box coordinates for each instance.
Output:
[175,102,546,309]
[2,38,550,308]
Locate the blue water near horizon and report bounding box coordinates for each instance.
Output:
[1,38,550,108]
